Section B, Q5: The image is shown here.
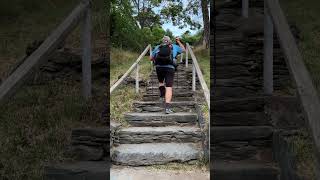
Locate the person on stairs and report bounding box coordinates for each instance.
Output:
[151,36,186,114]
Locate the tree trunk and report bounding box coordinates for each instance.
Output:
[201,0,210,48]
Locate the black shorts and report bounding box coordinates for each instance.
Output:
[156,67,175,87]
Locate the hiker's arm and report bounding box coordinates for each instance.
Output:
[176,38,186,52]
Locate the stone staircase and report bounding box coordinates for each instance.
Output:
[111,63,205,166]
[211,0,283,179]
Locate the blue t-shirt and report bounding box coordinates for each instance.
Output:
[152,44,183,69]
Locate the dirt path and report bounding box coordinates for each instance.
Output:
[110,166,209,180]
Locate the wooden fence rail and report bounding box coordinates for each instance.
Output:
[262,0,320,174]
[0,0,92,105]
[186,43,210,108]
[110,45,151,94]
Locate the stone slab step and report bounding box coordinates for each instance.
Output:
[45,161,109,180]
[213,112,269,126]
[212,126,273,143]
[213,87,260,99]
[133,101,196,112]
[143,96,194,101]
[125,112,198,126]
[213,97,265,112]
[116,126,202,144]
[133,101,196,107]
[212,160,279,180]
[144,92,193,97]
[111,143,202,166]
[212,141,273,161]
[146,86,191,91]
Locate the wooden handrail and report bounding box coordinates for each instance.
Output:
[266,0,320,167]
[0,0,91,105]
[110,45,151,93]
[186,43,210,108]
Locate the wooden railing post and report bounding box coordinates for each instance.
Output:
[264,2,274,95]
[242,0,249,18]
[150,45,152,66]
[135,64,139,93]
[81,4,92,100]
[192,64,196,91]
[186,45,189,68]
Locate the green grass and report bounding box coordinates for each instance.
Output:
[280,0,320,93]
[0,0,106,79]
[194,47,210,86]
[0,80,104,179]
[0,1,107,179]
[279,0,320,178]
[110,48,153,125]
[288,130,316,179]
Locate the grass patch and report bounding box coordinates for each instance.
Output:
[280,0,320,94]
[146,161,209,172]
[194,47,210,86]
[110,48,153,124]
[0,80,104,179]
[289,130,316,179]
[279,0,320,178]
[0,0,106,79]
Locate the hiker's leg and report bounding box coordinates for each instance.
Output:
[156,67,165,97]
[164,68,175,104]
[165,87,173,103]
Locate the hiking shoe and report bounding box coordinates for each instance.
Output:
[165,108,174,114]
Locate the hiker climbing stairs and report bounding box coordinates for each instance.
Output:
[212,1,280,179]
[111,62,204,166]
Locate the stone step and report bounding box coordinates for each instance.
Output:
[213,140,273,161]
[144,92,193,97]
[116,126,202,144]
[111,143,202,166]
[133,101,195,112]
[215,78,260,87]
[213,97,265,112]
[133,105,194,113]
[213,112,269,126]
[133,101,195,107]
[212,126,273,143]
[143,96,194,101]
[70,128,108,161]
[146,86,191,91]
[125,112,198,127]
[45,161,109,180]
[212,160,279,180]
[213,87,261,99]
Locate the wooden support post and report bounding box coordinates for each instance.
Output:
[192,64,196,91]
[264,3,274,95]
[242,0,249,18]
[135,64,139,93]
[81,6,92,100]
[150,45,153,66]
[186,45,189,68]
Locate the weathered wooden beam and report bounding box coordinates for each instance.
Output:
[187,44,210,108]
[110,45,150,93]
[135,64,139,94]
[81,5,92,100]
[0,1,89,105]
[242,0,249,18]
[192,64,196,91]
[264,1,274,95]
[267,0,320,169]
[186,47,189,68]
